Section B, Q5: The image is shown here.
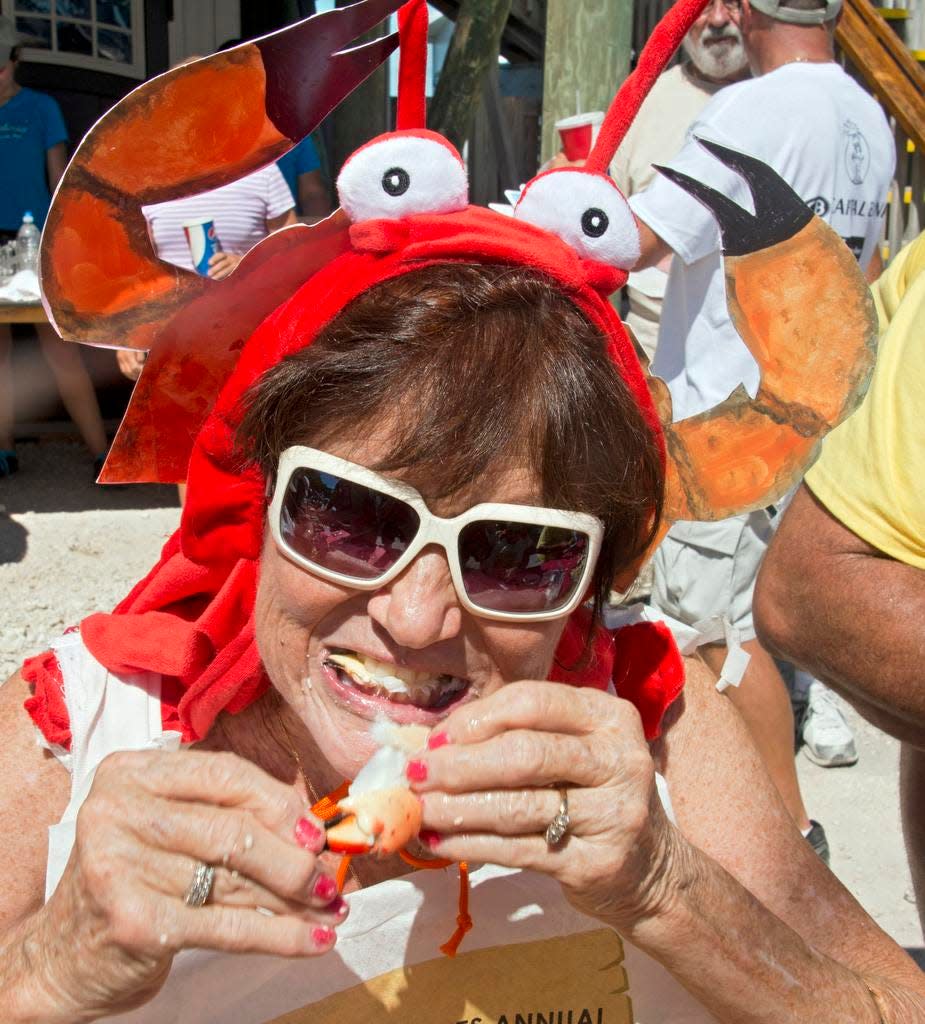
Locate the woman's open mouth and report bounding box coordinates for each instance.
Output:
[322,649,471,712]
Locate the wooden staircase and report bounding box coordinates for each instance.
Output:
[835,0,925,253]
[836,0,925,152]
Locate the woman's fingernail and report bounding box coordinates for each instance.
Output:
[419,829,442,849]
[313,874,337,901]
[406,759,428,783]
[328,895,348,916]
[312,926,336,947]
[427,731,450,750]
[294,817,324,851]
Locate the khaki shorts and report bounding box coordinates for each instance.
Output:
[649,511,774,641]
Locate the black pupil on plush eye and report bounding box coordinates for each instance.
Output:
[581,207,609,238]
[382,167,410,197]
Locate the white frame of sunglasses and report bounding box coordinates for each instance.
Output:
[268,446,604,623]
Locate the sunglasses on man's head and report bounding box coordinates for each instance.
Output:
[268,447,604,622]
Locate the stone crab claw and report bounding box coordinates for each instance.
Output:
[327,788,424,856]
[325,721,428,857]
[649,138,878,527]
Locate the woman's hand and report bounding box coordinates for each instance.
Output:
[410,682,682,931]
[31,749,345,1022]
[116,348,146,381]
[206,252,243,280]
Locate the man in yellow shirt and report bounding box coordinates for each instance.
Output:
[755,231,925,930]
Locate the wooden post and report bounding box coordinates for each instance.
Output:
[429,0,514,152]
[541,0,633,163]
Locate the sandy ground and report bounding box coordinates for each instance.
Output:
[1,440,922,965]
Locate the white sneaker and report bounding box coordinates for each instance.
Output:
[802,681,858,767]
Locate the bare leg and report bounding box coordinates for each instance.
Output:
[0,325,13,450]
[900,742,925,936]
[36,326,108,457]
[702,637,812,830]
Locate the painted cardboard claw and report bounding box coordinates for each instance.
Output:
[654,137,814,257]
[40,0,404,483]
[649,148,878,527]
[99,212,353,483]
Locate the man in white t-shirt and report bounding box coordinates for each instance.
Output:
[629,0,894,850]
[632,0,892,417]
[612,0,749,360]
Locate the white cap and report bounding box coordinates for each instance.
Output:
[749,0,842,24]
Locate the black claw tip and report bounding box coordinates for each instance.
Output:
[655,137,813,257]
[257,0,404,142]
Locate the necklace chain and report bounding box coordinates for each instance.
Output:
[778,55,832,66]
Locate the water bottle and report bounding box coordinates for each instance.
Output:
[16,211,40,274]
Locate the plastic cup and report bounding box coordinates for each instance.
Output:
[555,111,605,161]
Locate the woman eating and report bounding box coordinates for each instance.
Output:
[1,0,922,1020]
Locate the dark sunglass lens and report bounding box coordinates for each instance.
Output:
[279,468,420,580]
[459,521,590,614]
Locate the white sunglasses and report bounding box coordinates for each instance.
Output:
[268,446,604,622]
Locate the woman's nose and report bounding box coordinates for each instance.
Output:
[366,547,463,649]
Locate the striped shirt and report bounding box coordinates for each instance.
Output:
[141,164,294,272]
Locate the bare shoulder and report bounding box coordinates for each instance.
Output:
[653,656,923,985]
[0,670,71,929]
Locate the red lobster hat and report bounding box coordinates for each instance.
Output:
[29,0,876,747]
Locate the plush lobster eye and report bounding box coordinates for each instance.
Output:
[382,167,411,197]
[513,170,640,270]
[337,133,469,224]
[582,208,609,238]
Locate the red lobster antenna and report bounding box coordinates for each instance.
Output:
[395,0,429,129]
[585,0,711,174]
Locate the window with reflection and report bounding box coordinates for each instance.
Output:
[3,0,142,77]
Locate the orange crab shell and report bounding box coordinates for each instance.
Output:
[327,786,423,857]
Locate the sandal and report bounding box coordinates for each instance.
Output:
[0,450,18,477]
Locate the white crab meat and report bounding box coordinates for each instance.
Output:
[325,651,469,709]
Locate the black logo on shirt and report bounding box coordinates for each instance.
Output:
[842,119,871,185]
[804,196,886,220]
[806,196,830,216]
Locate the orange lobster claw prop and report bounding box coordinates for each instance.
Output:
[41,0,404,482]
[650,139,878,528]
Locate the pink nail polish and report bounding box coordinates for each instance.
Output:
[327,895,348,916]
[294,817,324,851]
[312,926,336,946]
[406,759,428,783]
[419,829,442,849]
[313,874,338,902]
[427,731,450,750]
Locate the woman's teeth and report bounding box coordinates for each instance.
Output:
[325,651,469,709]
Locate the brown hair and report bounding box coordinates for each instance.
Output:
[236,263,663,620]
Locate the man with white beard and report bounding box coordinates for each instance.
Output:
[612,0,750,360]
